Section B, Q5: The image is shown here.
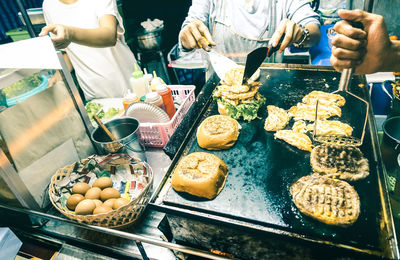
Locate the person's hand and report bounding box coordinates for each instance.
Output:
[270,19,305,52]
[330,9,391,74]
[39,24,72,49]
[179,20,216,51]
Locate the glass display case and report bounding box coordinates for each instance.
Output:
[0,37,225,260]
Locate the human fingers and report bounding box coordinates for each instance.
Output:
[189,24,211,51]
[52,25,72,49]
[333,20,366,40]
[192,20,215,47]
[330,54,361,72]
[270,19,288,49]
[331,33,366,51]
[39,25,56,37]
[331,46,366,60]
[179,26,198,50]
[337,9,368,23]
[278,20,295,52]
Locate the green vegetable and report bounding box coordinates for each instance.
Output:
[3,72,42,98]
[85,101,121,121]
[85,101,103,121]
[104,107,121,119]
[216,95,266,122]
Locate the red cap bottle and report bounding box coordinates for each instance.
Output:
[156,84,176,119]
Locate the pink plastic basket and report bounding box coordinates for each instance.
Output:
[138,85,196,148]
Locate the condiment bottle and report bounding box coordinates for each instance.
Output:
[156,84,176,119]
[145,92,165,110]
[122,89,139,110]
[130,64,150,98]
[143,68,153,89]
[150,71,165,91]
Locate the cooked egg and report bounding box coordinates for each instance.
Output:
[100,188,120,201]
[103,198,116,208]
[66,194,84,210]
[85,187,101,200]
[93,205,113,215]
[75,199,96,215]
[112,197,130,210]
[92,177,113,190]
[72,182,90,195]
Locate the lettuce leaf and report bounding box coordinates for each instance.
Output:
[217,96,266,121]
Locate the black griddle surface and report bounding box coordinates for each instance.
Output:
[163,68,381,251]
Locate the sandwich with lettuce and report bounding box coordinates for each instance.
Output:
[213,67,266,121]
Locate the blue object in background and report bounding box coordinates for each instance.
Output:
[370,81,394,115]
[310,24,334,66]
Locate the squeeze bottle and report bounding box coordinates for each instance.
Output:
[156,84,176,119]
[145,92,165,110]
[150,71,165,91]
[122,89,139,110]
[130,64,150,98]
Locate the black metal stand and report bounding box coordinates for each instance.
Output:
[15,0,36,38]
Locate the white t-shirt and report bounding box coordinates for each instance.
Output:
[42,0,137,100]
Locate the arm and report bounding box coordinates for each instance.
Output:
[270,0,321,52]
[178,0,215,51]
[270,21,320,52]
[39,14,117,49]
[330,9,400,74]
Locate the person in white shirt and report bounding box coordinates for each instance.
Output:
[40,0,137,101]
[179,0,321,63]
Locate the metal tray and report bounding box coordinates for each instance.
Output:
[150,64,399,258]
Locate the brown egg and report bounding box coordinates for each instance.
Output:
[85,187,101,200]
[66,194,84,210]
[92,177,113,190]
[93,205,113,215]
[72,182,90,195]
[112,197,130,210]
[100,188,120,201]
[75,199,96,215]
[92,199,103,207]
[103,198,116,208]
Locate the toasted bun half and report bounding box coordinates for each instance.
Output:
[171,152,228,199]
[197,115,239,150]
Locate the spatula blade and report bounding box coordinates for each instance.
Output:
[207,49,240,81]
[242,47,268,85]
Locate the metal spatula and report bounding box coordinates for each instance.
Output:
[313,68,369,146]
[206,49,240,81]
[242,34,285,85]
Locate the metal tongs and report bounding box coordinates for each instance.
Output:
[313,68,369,146]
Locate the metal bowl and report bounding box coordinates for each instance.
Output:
[135,27,163,51]
[91,117,146,161]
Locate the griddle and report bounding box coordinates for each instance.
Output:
[150,64,398,258]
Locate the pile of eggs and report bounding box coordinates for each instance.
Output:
[66,177,130,215]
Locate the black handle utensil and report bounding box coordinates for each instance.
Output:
[242,33,285,85]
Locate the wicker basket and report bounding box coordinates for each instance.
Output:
[48,154,153,228]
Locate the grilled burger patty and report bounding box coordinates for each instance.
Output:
[310,144,369,181]
[290,174,360,226]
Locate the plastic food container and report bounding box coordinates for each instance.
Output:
[5,75,49,107]
[136,85,195,147]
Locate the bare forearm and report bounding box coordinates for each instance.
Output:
[383,40,400,72]
[305,24,320,47]
[68,26,117,47]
